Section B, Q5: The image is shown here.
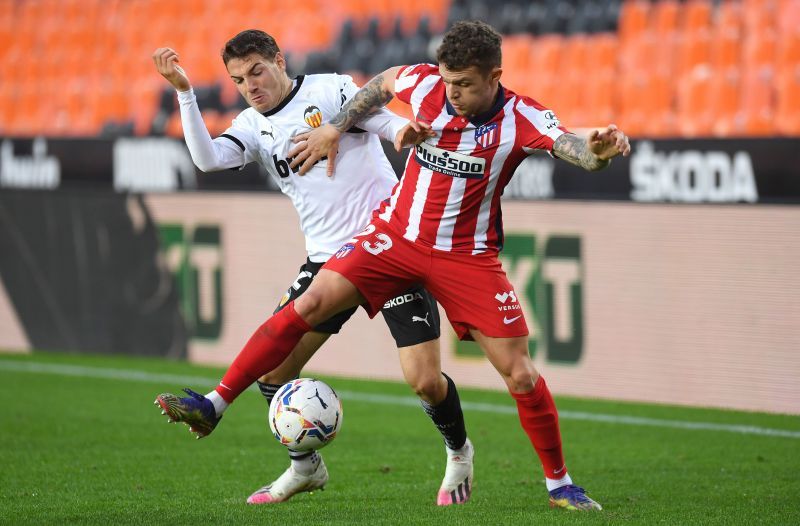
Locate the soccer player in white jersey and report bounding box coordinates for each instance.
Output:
[152,30,475,507]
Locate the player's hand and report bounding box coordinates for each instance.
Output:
[587,124,631,160]
[394,120,435,152]
[288,124,341,177]
[152,47,191,92]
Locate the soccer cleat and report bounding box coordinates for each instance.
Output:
[246,458,328,504]
[436,438,474,506]
[154,388,221,438]
[548,484,603,511]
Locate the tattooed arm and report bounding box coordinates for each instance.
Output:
[288,68,405,176]
[552,124,631,171]
[328,71,397,133]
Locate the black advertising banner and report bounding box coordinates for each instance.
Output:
[1,136,799,203]
[0,136,273,192]
[510,138,800,204]
[0,189,188,357]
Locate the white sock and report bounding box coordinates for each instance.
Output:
[446,437,471,457]
[290,450,321,476]
[205,390,229,417]
[545,472,573,492]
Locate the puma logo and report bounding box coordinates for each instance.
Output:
[308,388,328,409]
[412,312,431,327]
[261,129,275,140]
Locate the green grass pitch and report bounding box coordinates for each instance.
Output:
[1,351,798,525]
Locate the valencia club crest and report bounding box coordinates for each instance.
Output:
[304,106,323,128]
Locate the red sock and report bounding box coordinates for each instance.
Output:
[215,302,311,403]
[510,376,567,480]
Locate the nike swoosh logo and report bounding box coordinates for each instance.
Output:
[503,315,522,325]
[219,382,232,391]
[553,465,566,475]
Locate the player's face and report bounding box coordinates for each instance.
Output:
[226,52,292,113]
[439,64,502,118]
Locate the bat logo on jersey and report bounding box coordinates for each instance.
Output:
[304,106,323,128]
[474,123,498,148]
[414,142,485,179]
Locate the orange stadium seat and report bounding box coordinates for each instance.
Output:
[683,0,712,33]
[775,65,800,134]
[743,0,778,35]
[778,0,800,34]
[676,65,714,137]
[618,71,648,137]
[777,31,800,72]
[651,0,680,38]
[709,70,741,136]
[500,35,533,94]
[581,72,615,128]
[737,68,777,135]
[618,0,650,44]
[743,30,778,73]
[715,0,743,38]
[641,72,677,137]
[675,30,712,78]
[712,32,742,73]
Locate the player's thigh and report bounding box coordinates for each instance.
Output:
[323,220,428,317]
[259,331,331,384]
[470,329,538,393]
[274,260,360,334]
[379,284,441,347]
[293,268,366,326]
[426,253,529,340]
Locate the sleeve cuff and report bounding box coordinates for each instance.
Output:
[176,88,195,105]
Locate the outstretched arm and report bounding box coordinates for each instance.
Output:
[288,67,404,176]
[552,124,631,171]
[152,47,244,172]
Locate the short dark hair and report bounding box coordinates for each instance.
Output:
[436,21,502,73]
[222,29,281,64]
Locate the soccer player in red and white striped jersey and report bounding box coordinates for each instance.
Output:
[164,21,630,511]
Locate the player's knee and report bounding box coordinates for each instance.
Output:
[294,287,325,323]
[409,373,446,405]
[506,361,537,392]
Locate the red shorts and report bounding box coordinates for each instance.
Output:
[322,219,528,340]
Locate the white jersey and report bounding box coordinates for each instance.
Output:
[177,73,404,262]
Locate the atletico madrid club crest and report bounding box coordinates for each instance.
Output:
[304,106,323,128]
[335,243,355,259]
[474,123,498,148]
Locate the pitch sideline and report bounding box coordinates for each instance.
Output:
[2,359,798,439]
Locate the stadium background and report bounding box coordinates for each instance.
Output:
[1,0,799,415]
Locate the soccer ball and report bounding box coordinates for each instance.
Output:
[268,378,343,451]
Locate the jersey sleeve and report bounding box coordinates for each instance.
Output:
[394,64,438,104]
[514,96,570,153]
[217,113,261,169]
[336,73,359,108]
[177,89,258,171]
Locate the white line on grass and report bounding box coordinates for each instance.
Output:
[3,359,799,439]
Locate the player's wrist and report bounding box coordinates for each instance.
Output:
[176,87,195,104]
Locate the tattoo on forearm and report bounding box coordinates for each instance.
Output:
[329,74,394,132]
[553,133,610,171]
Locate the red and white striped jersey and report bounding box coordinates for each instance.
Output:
[375,63,569,255]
